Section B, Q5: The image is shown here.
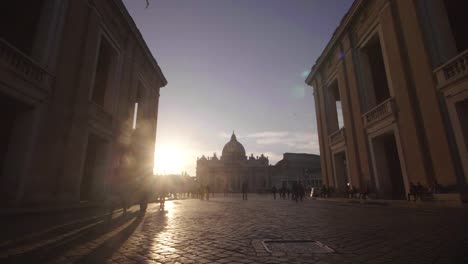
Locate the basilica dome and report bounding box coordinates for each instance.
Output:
[222,132,246,161]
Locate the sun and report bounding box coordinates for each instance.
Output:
[154,144,187,175]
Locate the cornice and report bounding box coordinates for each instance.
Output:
[109,0,168,87]
[306,0,364,85]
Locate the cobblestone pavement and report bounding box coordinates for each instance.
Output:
[3,195,468,263]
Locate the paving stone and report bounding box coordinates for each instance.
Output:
[3,196,468,263]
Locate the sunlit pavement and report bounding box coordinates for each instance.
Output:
[3,194,468,264]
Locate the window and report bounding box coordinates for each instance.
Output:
[0,1,45,55]
[360,34,391,109]
[92,37,115,107]
[132,83,143,129]
[455,99,468,151]
[443,0,468,53]
[328,80,344,133]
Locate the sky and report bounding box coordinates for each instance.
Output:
[122,0,353,175]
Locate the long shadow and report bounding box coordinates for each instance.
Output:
[1,211,140,263]
[75,213,144,263]
[77,209,169,263]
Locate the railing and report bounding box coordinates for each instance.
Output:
[0,38,53,91]
[362,98,395,127]
[329,127,345,146]
[434,49,468,84]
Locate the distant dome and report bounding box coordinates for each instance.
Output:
[222,132,246,161]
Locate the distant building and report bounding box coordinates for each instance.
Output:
[306,0,467,201]
[270,153,321,190]
[196,132,270,192]
[196,132,322,192]
[0,1,167,207]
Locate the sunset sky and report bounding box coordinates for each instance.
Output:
[122,0,353,175]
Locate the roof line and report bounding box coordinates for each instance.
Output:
[305,0,363,84]
[113,0,168,87]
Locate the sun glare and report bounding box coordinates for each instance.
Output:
[154,144,187,175]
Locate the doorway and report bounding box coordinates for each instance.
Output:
[333,151,348,194]
[372,132,406,199]
[0,91,34,204]
[80,134,108,201]
[455,99,468,183]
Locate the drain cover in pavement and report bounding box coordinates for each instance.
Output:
[262,240,335,254]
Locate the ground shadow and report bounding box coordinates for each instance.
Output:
[75,213,145,263]
[77,208,169,263]
[2,210,140,263]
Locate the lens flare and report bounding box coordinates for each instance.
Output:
[154,144,187,175]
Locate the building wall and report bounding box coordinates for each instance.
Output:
[0,0,166,207]
[196,155,270,192]
[307,0,467,200]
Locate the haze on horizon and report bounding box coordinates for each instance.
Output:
[122,0,354,175]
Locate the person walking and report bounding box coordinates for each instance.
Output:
[292,182,299,203]
[139,170,154,214]
[272,186,277,200]
[242,181,248,200]
[298,182,305,202]
[158,178,167,211]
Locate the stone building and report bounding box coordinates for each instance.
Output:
[306,0,467,201]
[196,132,270,192]
[0,0,167,207]
[269,153,321,190]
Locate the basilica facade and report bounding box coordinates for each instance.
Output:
[196,133,270,192]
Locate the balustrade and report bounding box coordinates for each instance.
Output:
[363,98,395,127]
[437,49,468,82]
[0,38,53,90]
[329,127,345,146]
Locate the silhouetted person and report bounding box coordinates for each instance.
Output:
[408,182,417,201]
[347,183,356,198]
[359,183,369,199]
[416,182,425,200]
[199,185,204,200]
[242,181,248,200]
[206,185,210,200]
[139,171,154,214]
[272,186,277,200]
[287,188,290,199]
[431,179,441,194]
[298,182,305,202]
[158,180,167,211]
[291,182,298,203]
[320,185,328,198]
[159,194,165,210]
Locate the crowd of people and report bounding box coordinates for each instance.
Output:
[108,172,234,215]
[271,182,310,202]
[407,181,440,201]
[108,174,444,216]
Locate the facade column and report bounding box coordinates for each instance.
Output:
[313,86,328,186]
[336,49,361,189]
[341,33,373,189]
[314,74,335,188]
[375,2,431,185]
[390,0,458,186]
